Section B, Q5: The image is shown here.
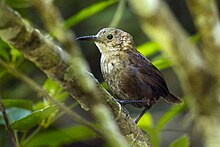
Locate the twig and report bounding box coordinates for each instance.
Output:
[0,95,19,147]
[21,126,41,146]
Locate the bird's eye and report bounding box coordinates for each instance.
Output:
[107,34,113,40]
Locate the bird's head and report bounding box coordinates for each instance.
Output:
[76,28,135,54]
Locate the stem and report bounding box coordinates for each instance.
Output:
[0,95,19,147]
[21,126,41,146]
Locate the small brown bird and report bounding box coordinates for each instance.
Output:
[76,28,182,123]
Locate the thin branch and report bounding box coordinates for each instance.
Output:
[21,126,41,146]
[0,95,19,147]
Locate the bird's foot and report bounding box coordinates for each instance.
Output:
[114,99,131,117]
[122,105,131,118]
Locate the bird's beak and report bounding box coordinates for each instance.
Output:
[76,35,99,42]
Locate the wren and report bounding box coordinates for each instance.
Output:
[76,28,182,123]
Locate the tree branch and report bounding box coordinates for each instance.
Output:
[187,0,220,76]
[0,4,149,146]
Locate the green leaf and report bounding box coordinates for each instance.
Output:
[0,38,11,61]
[156,104,186,132]
[101,81,109,90]
[5,0,33,8]
[11,105,58,131]
[2,99,33,110]
[138,113,153,128]
[43,78,68,102]
[169,134,190,147]
[26,125,95,147]
[64,0,117,28]
[152,56,173,70]
[191,33,200,43]
[10,47,22,64]
[137,42,161,57]
[0,69,7,78]
[0,108,31,125]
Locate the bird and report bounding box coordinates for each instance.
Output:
[76,28,182,124]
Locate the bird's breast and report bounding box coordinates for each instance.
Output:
[100,55,119,78]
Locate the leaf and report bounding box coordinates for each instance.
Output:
[5,0,33,8]
[11,105,58,131]
[138,113,153,128]
[101,81,109,90]
[152,56,173,70]
[2,99,33,110]
[191,33,200,43]
[10,46,22,64]
[0,108,31,125]
[0,67,7,78]
[26,125,95,147]
[64,0,116,28]
[0,38,11,61]
[156,104,186,132]
[137,42,161,57]
[169,134,190,147]
[43,78,68,102]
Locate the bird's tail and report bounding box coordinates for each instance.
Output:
[164,93,183,104]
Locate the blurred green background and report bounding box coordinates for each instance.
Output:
[0,0,214,146]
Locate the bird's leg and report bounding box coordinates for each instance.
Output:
[115,99,146,105]
[115,99,147,118]
[114,99,131,117]
[134,106,152,124]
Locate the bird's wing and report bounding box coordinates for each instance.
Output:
[127,51,170,98]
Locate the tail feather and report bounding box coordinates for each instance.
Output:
[164,93,183,104]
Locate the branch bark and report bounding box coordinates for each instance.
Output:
[129,0,220,146]
[187,0,220,76]
[0,4,150,146]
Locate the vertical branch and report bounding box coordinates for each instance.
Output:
[0,95,19,147]
[187,0,220,76]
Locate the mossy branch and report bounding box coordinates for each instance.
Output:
[0,4,149,146]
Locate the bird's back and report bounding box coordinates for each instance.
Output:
[101,50,182,108]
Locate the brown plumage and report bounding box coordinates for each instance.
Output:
[76,28,182,123]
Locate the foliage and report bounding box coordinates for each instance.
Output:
[169,134,190,147]
[0,0,189,147]
[138,104,186,147]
